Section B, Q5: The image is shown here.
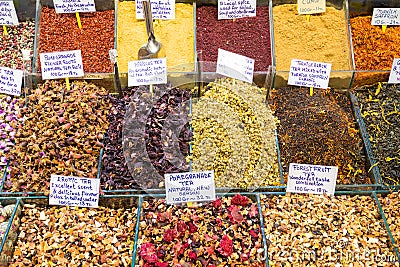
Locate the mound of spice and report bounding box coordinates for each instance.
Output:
[0,21,35,70]
[9,204,137,266]
[122,84,191,190]
[261,194,398,266]
[196,5,271,72]
[38,6,114,73]
[136,194,265,266]
[356,83,400,185]
[190,78,280,189]
[270,87,369,185]
[351,16,400,86]
[7,80,111,193]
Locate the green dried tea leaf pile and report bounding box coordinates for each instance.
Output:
[190,78,280,189]
[7,80,111,193]
[356,83,400,186]
[270,87,369,185]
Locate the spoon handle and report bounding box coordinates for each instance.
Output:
[143,0,155,40]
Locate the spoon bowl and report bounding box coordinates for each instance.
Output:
[138,0,161,59]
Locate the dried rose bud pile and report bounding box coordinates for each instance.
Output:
[0,96,21,166]
[122,84,191,190]
[9,204,137,266]
[190,78,280,189]
[7,80,111,192]
[137,194,265,266]
[0,21,35,70]
[261,194,398,266]
[379,192,400,250]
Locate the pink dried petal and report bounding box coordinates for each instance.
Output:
[188,251,197,261]
[231,194,249,206]
[218,235,233,257]
[249,203,258,217]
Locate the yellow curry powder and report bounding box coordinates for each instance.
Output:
[117,2,194,73]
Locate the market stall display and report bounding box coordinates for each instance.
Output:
[272,1,353,88]
[190,78,281,189]
[136,194,265,266]
[261,193,398,266]
[8,198,137,266]
[355,83,400,186]
[269,87,371,186]
[35,5,114,73]
[116,1,195,73]
[5,80,111,193]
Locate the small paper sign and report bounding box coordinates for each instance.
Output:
[216,48,254,83]
[165,171,216,205]
[297,0,326,15]
[0,67,23,96]
[0,0,19,25]
[218,0,256,20]
[288,59,331,89]
[128,58,167,86]
[136,0,175,20]
[53,0,96,13]
[49,175,100,208]
[287,163,338,195]
[40,50,84,80]
[388,58,400,83]
[372,8,400,26]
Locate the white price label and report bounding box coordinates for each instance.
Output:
[0,67,23,96]
[216,48,254,83]
[40,50,84,80]
[128,58,167,86]
[49,175,100,208]
[288,59,331,89]
[297,0,326,15]
[165,171,216,205]
[388,58,400,83]
[371,8,400,26]
[136,0,175,20]
[218,0,256,20]
[287,163,338,195]
[0,0,19,25]
[53,0,96,13]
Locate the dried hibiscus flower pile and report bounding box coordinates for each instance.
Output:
[136,194,265,266]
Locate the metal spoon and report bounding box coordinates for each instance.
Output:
[138,0,161,59]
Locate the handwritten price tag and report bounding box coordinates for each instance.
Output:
[388,58,400,83]
[218,0,256,20]
[288,59,331,89]
[0,0,18,25]
[53,0,96,13]
[0,67,23,96]
[165,171,216,205]
[128,58,167,86]
[40,50,84,80]
[216,48,254,83]
[371,8,400,26]
[136,0,175,19]
[287,163,338,195]
[49,175,100,208]
[297,0,326,15]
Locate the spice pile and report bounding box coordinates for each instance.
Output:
[270,87,369,184]
[122,85,191,190]
[261,194,398,266]
[379,192,400,249]
[190,78,280,189]
[117,1,194,72]
[38,6,114,73]
[356,83,400,185]
[196,5,271,72]
[351,16,400,86]
[272,4,352,88]
[7,80,110,193]
[137,194,265,266]
[0,21,35,70]
[9,204,137,266]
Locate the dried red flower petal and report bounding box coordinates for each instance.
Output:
[211,198,222,208]
[249,203,258,217]
[228,205,244,224]
[249,229,258,238]
[215,218,222,226]
[155,262,169,267]
[177,220,188,234]
[163,229,176,243]
[188,250,197,261]
[187,222,197,233]
[231,194,249,206]
[140,243,159,263]
[218,235,233,257]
